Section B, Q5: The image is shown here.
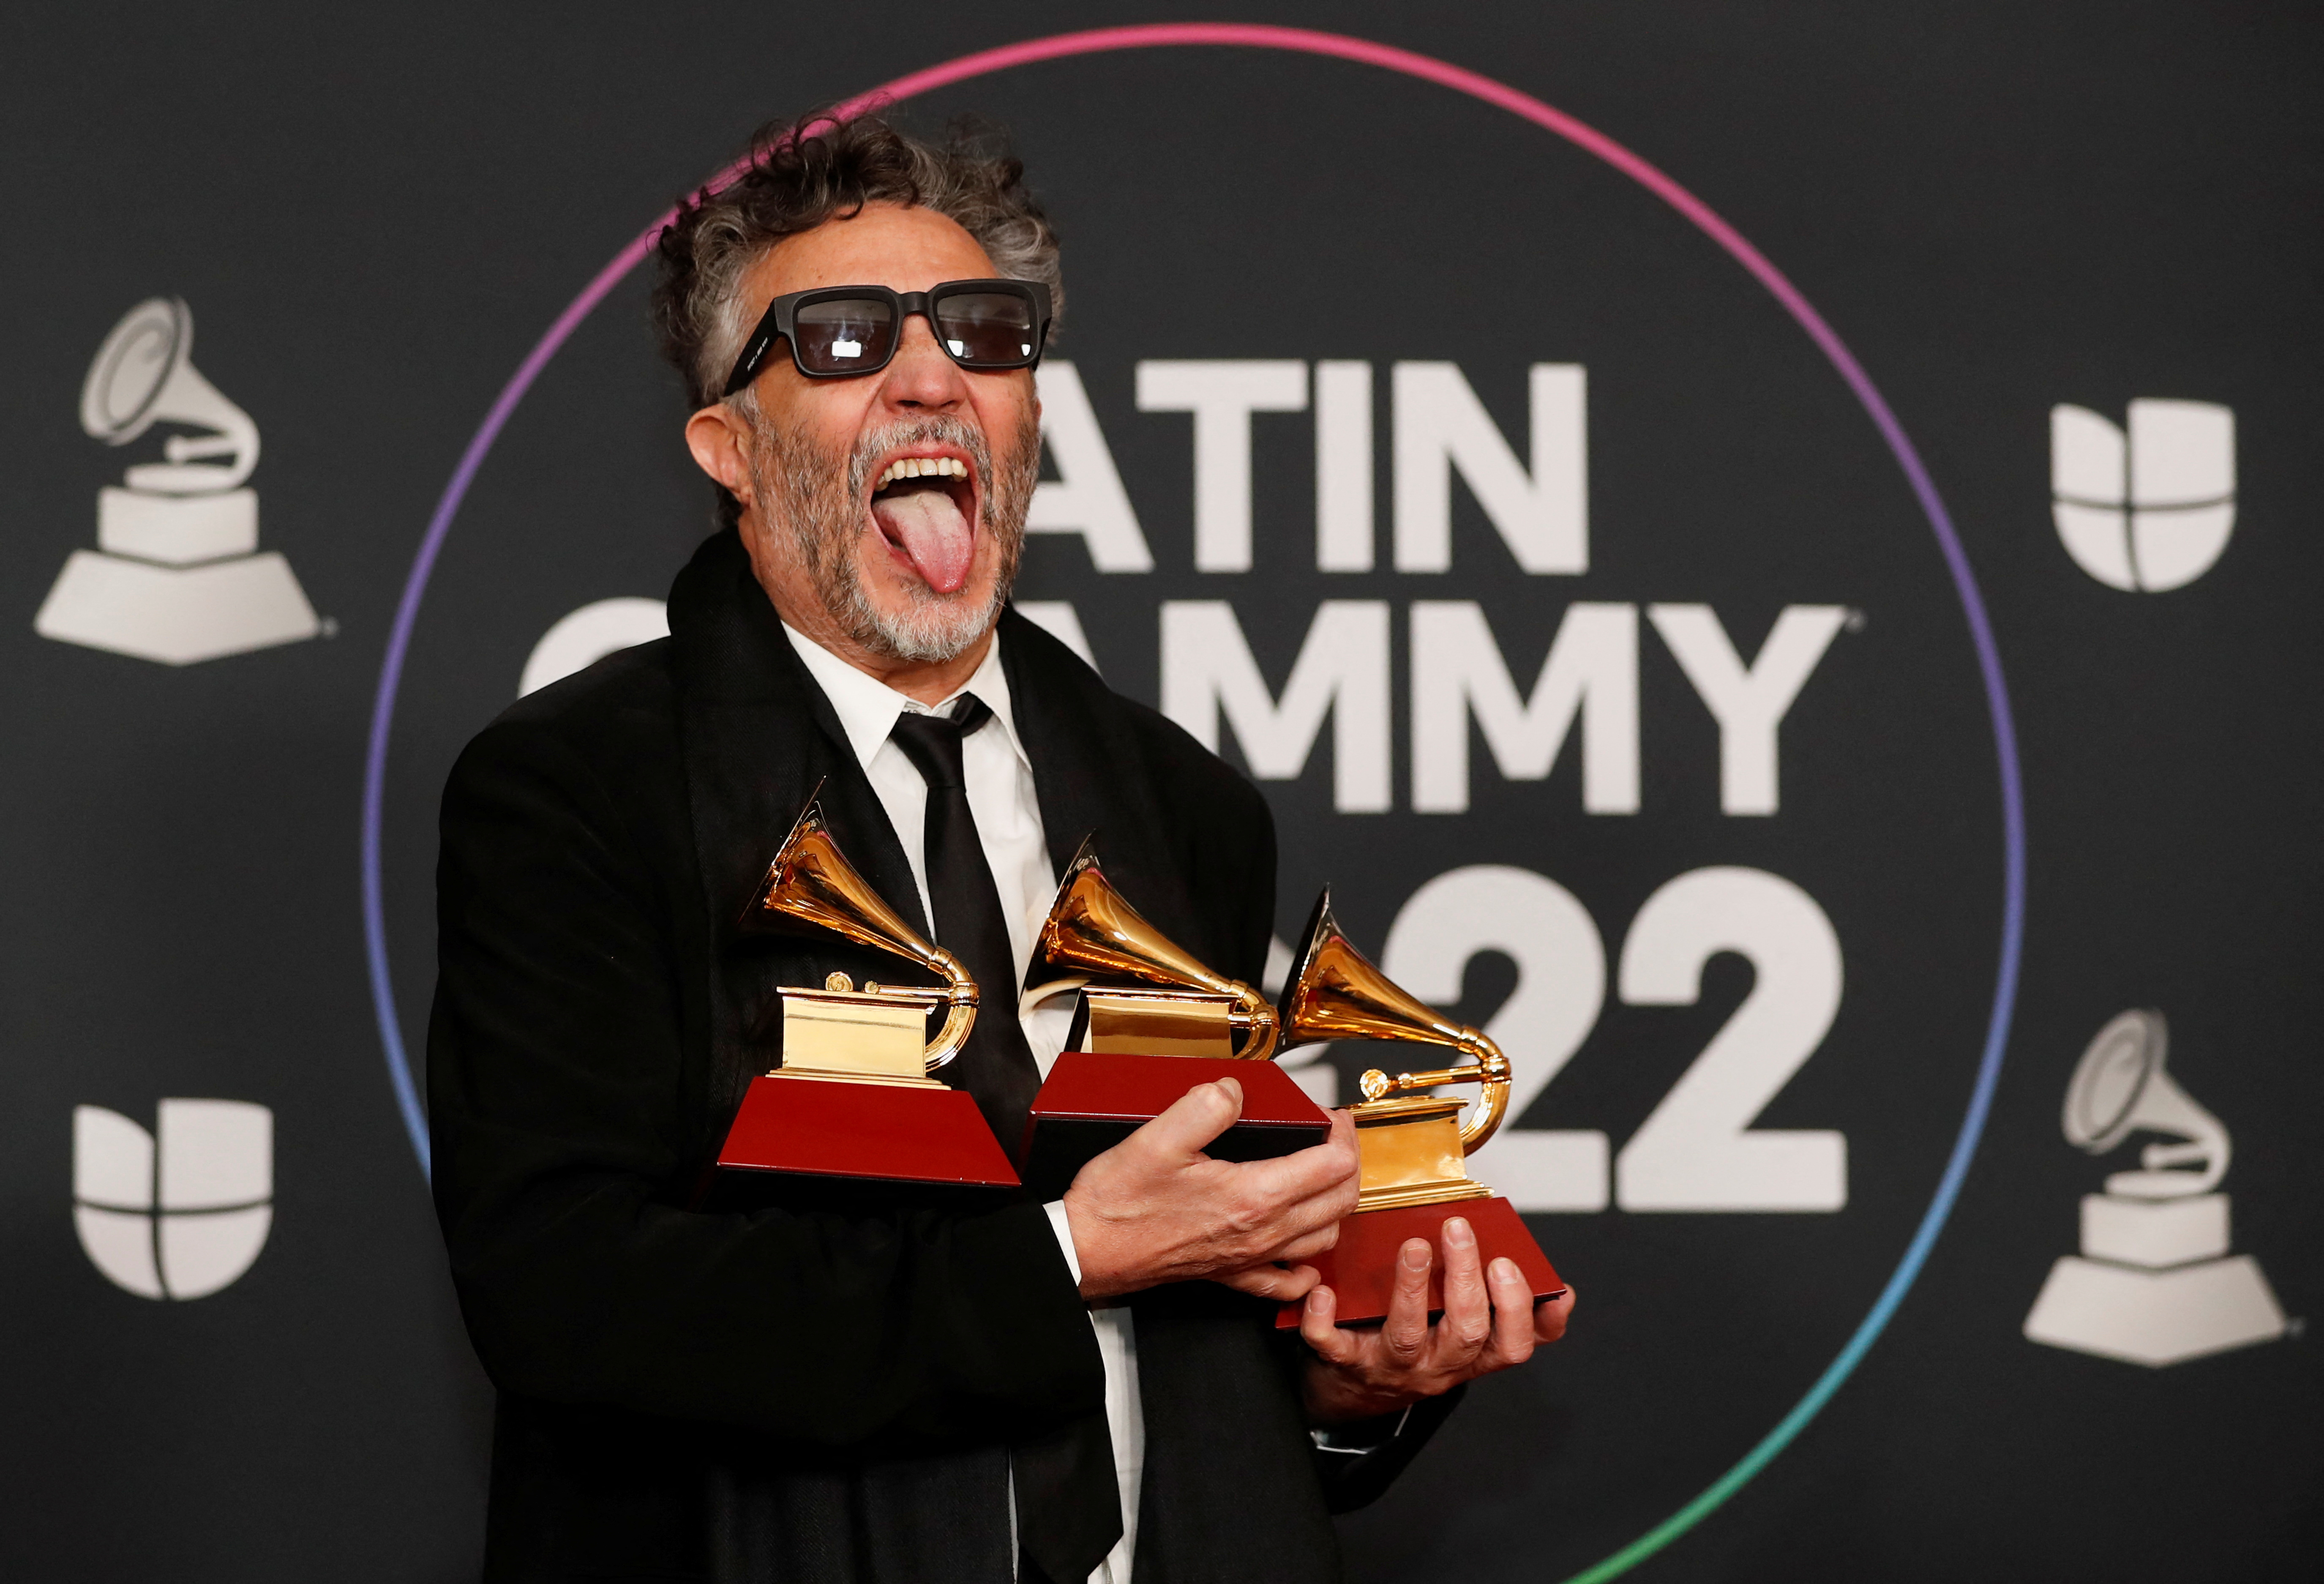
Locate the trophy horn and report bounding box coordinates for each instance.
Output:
[1022,834,1279,1060]
[1277,889,1511,1152]
[739,795,977,1071]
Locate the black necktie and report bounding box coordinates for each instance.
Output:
[886,697,1044,1153]
[887,696,1124,1584]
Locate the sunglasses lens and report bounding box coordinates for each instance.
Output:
[934,292,1039,367]
[794,297,896,373]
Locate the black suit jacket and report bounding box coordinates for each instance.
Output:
[428,529,1451,1584]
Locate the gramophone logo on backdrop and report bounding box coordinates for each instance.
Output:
[71,1099,273,1300]
[2050,399,2236,591]
[2023,1010,2285,1367]
[35,297,320,664]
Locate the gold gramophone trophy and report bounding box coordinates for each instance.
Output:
[1271,890,1565,1328]
[714,797,1020,1189]
[1017,836,1329,1196]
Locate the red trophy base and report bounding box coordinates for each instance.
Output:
[1023,1051,1330,1199]
[717,1074,1020,1188]
[1275,1196,1566,1329]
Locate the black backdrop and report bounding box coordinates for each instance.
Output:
[2,4,2318,1580]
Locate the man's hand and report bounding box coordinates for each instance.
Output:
[1061,1078,1360,1302]
[1298,1215,1576,1425]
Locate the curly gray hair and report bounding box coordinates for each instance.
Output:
[653,109,1063,415]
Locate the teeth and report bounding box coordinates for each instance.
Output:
[874,456,970,491]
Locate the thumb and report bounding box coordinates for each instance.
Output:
[1131,1076,1243,1161]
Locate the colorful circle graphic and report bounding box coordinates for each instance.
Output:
[360,24,2026,1580]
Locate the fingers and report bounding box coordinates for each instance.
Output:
[1379,1238,1432,1364]
[1245,1123,1361,1208]
[1218,1261,1321,1302]
[1129,1077,1244,1162]
[1222,1172,1347,1273]
[1234,1121,1360,1240]
[1274,1222,1342,1265]
[1299,1284,1363,1365]
[1533,1284,1576,1344]
[1486,1257,1538,1364]
[1264,1106,1358,1177]
[1436,1217,1493,1360]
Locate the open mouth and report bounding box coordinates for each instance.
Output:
[867,453,979,595]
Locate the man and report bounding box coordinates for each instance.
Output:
[429,112,1571,1584]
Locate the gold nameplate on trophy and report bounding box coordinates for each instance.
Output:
[1273,890,1565,1327]
[772,972,951,1087]
[715,795,1019,1188]
[1017,835,1327,1196]
[1081,987,1239,1056]
[1343,1094,1496,1212]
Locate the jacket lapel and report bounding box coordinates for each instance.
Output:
[667,530,930,1128]
[1000,608,1221,967]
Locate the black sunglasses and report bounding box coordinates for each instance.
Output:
[720,278,1052,396]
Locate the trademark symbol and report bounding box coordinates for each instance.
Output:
[1844,608,1867,632]
[2287,1316,2307,1339]
[321,617,340,639]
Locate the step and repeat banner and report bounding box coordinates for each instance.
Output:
[2,4,2316,1581]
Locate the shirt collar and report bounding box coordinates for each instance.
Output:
[780,620,1030,775]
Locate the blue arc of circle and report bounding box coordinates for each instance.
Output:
[358,30,2024,1576]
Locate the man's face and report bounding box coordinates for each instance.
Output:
[717,201,1042,664]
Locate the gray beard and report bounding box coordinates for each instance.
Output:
[747,407,1038,664]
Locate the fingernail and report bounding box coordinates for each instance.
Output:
[1307,1288,1327,1312]
[1445,1217,1474,1247]
[1401,1239,1430,1271]
[1492,1257,1520,1282]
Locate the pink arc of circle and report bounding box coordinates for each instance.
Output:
[360,22,2025,1584]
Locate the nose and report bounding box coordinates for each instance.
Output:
[877,310,970,413]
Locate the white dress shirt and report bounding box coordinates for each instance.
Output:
[782,622,1143,1584]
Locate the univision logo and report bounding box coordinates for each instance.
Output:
[72,1099,273,1300]
[2051,399,2236,592]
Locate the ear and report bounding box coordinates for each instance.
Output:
[684,404,754,506]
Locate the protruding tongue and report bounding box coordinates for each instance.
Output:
[870,485,975,593]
